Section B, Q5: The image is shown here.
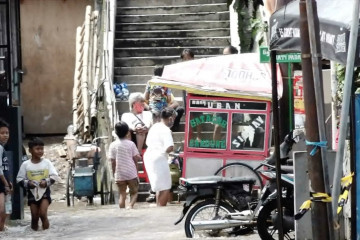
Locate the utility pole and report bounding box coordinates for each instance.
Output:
[299,0,329,239]
[305,0,334,238]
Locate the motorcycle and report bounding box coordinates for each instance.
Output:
[174,131,300,239]
[256,168,295,240]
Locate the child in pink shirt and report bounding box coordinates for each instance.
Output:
[109,121,141,209]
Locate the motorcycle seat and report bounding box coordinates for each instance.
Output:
[219,177,256,184]
[181,176,256,185]
[182,176,223,185]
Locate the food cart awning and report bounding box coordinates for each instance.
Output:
[149,53,283,101]
[270,0,360,66]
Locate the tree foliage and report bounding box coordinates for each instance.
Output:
[227,0,265,53]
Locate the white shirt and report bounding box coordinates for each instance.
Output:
[121,111,153,130]
[17,158,58,201]
[146,122,174,154]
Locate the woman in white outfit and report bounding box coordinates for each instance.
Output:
[144,108,176,206]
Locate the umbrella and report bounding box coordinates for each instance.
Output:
[270,0,360,66]
[149,53,283,101]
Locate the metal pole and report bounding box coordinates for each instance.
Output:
[270,50,284,240]
[349,91,356,240]
[330,61,337,150]
[287,62,294,131]
[331,0,359,232]
[299,1,329,239]
[305,1,334,239]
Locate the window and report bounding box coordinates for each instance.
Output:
[231,113,266,151]
[188,111,228,150]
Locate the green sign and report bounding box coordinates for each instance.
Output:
[259,46,301,63]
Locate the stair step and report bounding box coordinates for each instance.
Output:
[114,46,224,58]
[117,3,228,15]
[115,37,230,48]
[114,75,152,84]
[117,0,228,7]
[116,20,230,31]
[115,28,230,39]
[116,66,155,76]
[174,141,185,151]
[114,55,216,67]
[117,11,229,23]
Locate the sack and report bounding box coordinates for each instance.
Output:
[113,82,129,100]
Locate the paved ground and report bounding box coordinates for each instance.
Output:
[5,137,262,239]
[3,201,262,240]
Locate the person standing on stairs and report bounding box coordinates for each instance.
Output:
[222,45,239,55]
[180,49,194,61]
[144,65,184,132]
[121,92,153,154]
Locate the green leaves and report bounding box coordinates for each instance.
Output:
[227,0,264,53]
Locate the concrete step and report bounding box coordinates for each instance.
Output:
[116,11,229,23]
[117,3,228,15]
[114,46,224,58]
[174,141,185,151]
[114,75,152,84]
[115,66,155,76]
[114,37,230,48]
[114,55,215,67]
[116,20,230,31]
[115,28,230,39]
[117,0,228,7]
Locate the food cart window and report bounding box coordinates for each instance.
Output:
[231,113,266,151]
[188,111,228,149]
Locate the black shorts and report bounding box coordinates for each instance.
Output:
[0,183,5,194]
[27,188,52,206]
[0,177,9,194]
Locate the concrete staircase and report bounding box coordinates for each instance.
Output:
[114,0,231,201]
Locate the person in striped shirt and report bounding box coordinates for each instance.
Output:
[109,121,142,209]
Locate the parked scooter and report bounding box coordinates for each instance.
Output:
[174,131,299,239]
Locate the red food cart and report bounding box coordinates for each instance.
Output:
[150,53,282,179]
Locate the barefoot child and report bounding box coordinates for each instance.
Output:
[110,121,141,209]
[17,137,58,230]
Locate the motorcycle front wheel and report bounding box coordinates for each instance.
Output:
[185,199,248,238]
[257,199,295,240]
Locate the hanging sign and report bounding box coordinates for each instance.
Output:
[260,46,301,63]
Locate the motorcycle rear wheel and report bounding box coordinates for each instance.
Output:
[257,199,295,240]
[184,199,250,238]
[214,162,264,190]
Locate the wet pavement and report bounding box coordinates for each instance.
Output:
[2,200,262,240]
